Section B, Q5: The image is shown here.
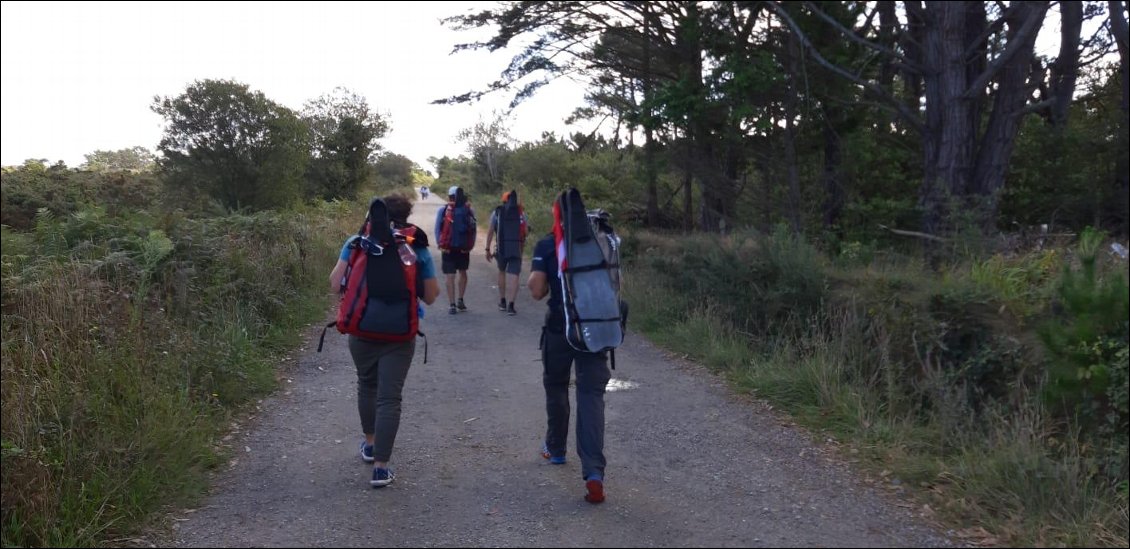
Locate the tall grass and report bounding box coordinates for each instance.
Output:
[622,228,1129,547]
[1,200,362,547]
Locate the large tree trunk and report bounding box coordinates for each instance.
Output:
[783,30,803,233]
[918,2,976,236]
[971,1,1050,230]
[902,1,927,113]
[1050,1,1084,129]
[822,116,845,232]
[756,152,773,232]
[642,8,660,227]
[1111,1,1129,233]
[917,1,1046,235]
[878,1,898,91]
[675,3,725,232]
[683,165,694,232]
[644,131,660,227]
[1112,1,1129,116]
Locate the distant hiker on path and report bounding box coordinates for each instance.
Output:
[435,186,476,315]
[485,190,528,315]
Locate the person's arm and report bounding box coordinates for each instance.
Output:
[329,238,354,292]
[485,210,497,261]
[528,271,549,300]
[520,212,529,249]
[415,248,440,305]
[528,238,550,300]
[434,207,445,247]
[329,259,348,293]
[422,278,440,305]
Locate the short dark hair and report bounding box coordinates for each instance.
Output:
[383,193,413,224]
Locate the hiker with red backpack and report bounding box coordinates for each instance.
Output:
[434,186,477,315]
[326,194,439,488]
[485,190,529,315]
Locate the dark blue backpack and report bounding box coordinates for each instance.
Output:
[439,191,476,251]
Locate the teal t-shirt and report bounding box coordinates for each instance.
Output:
[339,226,436,319]
[339,236,435,280]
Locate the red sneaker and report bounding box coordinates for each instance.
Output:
[584,479,605,504]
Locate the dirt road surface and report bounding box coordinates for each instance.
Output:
[168,192,951,548]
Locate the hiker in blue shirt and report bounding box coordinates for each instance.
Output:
[528,227,610,504]
[328,194,438,488]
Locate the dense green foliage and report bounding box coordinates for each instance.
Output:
[152,79,310,211]
[1,79,422,546]
[152,80,391,211]
[303,87,390,200]
[0,163,374,546]
[624,227,1128,546]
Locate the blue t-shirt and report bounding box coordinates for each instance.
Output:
[530,233,565,331]
[339,236,435,280]
[340,227,436,319]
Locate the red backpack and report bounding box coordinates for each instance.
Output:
[318,199,426,359]
[438,189,476,251]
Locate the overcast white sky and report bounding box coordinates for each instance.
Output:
[0,1,591,171]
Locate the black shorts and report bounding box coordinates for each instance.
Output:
[495,255,522,275]
[441,251,470,274]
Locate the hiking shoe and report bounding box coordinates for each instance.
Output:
[456,298,468,312]
[584,476,605,504]
[371,467,395,488]
[507,303,517,316]
[449,304,457,315]
[359,441,374,463]
[498,298,507,311]
[541,442,566,465]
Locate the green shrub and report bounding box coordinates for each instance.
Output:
[1,199,360,547]
[643,224,827,337]
[1039,227,1129,484]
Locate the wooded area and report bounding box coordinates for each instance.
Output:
[434,1,1128,246]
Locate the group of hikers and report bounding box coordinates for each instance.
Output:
[325,185,625,505]
[428,185,530,316]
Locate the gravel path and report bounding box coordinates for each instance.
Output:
[167,193,952,548]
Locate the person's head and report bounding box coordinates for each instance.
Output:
[501,190,522,207]
[383,193,413,225]
[448,186,460,201]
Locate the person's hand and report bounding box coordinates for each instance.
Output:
[485,248,494,262]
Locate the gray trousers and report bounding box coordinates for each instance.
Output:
[348,336,416,462]
[542,328,611,480]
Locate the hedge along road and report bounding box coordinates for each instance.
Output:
[168,191,952,548]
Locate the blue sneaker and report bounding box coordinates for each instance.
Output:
[541,442,566,465]
[359,441,374,463]
[371,467,395,488]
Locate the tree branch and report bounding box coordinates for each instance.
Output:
[963,3,1050,99]
[802,1,922,71]
[766,2,925,133]
[878,224,948,242]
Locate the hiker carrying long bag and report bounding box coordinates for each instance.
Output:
[551,188,627,365]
